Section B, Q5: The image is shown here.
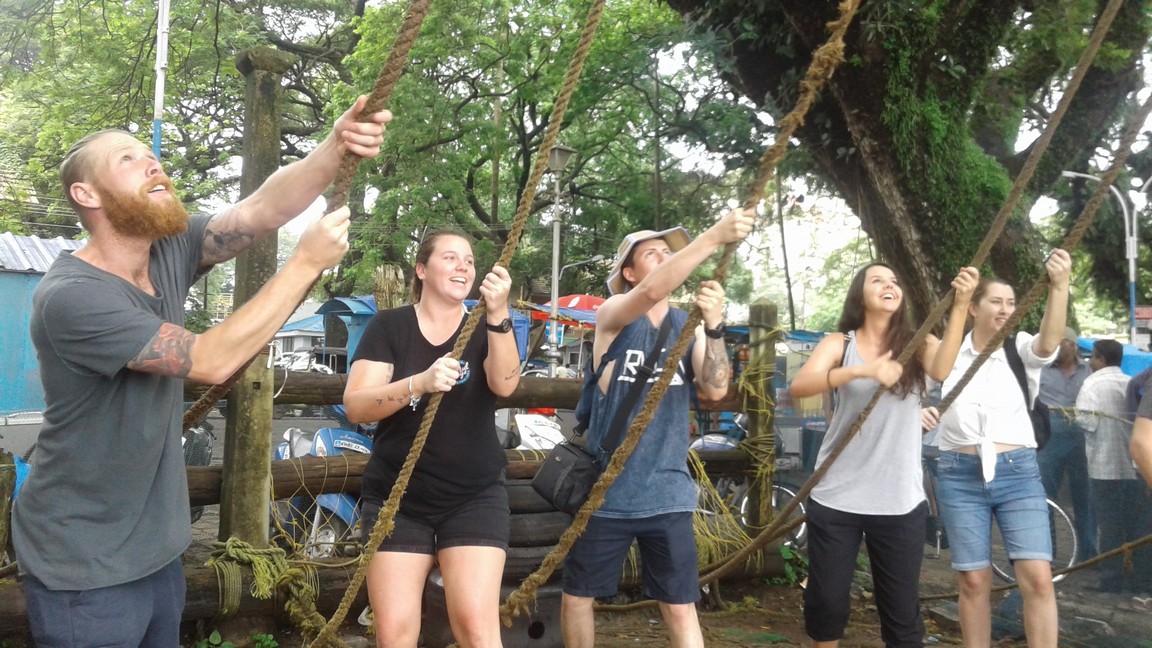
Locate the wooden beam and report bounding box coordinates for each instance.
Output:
[187,374,746,412]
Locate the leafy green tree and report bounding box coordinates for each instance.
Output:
[663,0,1152,323]
[1,0,765,305]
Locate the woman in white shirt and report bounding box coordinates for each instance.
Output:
[935,249,1071,648]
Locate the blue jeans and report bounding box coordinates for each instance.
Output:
[1090,478,1152,593]
[22,558,185,648]
[1037,413,1096,561]
[936,449,1052,571]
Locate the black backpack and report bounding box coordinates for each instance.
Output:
[1002,334,1053,450]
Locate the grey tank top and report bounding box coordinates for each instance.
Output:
[810,331,927,515]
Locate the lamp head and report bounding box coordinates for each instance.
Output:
[548,144,577,173]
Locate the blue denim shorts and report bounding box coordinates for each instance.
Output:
[562,512,699,604]
[935,448,1052,571]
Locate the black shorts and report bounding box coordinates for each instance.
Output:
[360,480,510,554]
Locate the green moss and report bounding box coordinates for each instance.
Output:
[878,6,1014,275]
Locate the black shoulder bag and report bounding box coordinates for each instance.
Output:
[1002,333,1052,450]
[532,316,673,514]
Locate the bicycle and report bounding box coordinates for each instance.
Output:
[691,412,808,550]
[921,448,1077,583]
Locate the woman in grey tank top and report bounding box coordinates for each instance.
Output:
[790,263,978,648]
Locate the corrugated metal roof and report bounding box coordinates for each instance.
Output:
[0,232,84,274]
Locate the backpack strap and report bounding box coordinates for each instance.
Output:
[599,314,674,454]
[1002,333,1032,409]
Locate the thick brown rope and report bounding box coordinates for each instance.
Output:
[696,0,1127,586]
[182,0,435,433]
[320,0,609,640]
[499,0,862,622]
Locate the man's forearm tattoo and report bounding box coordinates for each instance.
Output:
[127,323,195,378]
[502,369,518,382]
[701,337,730,390]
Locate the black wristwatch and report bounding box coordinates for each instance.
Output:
[704,322,726,339]
[486,317,513,334]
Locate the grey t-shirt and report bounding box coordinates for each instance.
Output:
[1139,385,1152,420]
[14,215,209,590]
[812,332,927,515]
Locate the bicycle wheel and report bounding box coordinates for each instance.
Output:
[990,498,1078,583]
[758,482,807,550]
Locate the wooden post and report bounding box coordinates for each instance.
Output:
[742,299,777,530]
[220,47,297,547]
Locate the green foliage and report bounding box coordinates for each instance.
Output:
[338,0,765,299]
[184,310,213,334]
[880,8,1015,277]
[250,633,278,648]
[768,543,808,586]
[194,630,236,648]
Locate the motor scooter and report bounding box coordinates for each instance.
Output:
[270,405,373,558]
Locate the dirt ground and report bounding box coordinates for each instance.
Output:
[183,414,1150,647]
[183,516,1152,648]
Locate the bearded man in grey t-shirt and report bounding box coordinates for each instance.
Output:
[14,98,389,646]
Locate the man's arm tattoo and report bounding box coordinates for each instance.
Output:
[502,369,519,382]
[201,208,259,266]
[126,323,196,378]
[701,337,730,390]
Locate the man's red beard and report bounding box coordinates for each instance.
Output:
[100,180,190,240]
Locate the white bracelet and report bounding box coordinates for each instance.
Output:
[408,375,421,410]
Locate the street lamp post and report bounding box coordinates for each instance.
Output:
[1061,171,1138,342]
[547,144,577,377]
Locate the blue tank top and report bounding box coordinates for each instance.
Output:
[585,309,697,518]
[811,331,927,515]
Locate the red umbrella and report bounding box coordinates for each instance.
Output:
[546,294,606,311]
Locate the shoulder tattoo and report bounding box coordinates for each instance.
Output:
[127,323,195,378]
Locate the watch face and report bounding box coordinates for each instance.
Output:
[490,317,513,332]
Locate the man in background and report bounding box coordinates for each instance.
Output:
[1075,339,1151,594]
[1037,326,1096,562]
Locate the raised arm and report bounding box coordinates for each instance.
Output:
[199,97,391,267]
[596,208,755,335]
[480,264,521,397]
[924,267,979,381]
[128,208,350,384]
[1032,249,1071,358]
[691,280,730,401]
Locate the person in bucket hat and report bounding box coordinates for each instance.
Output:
[605,226,692,296]
[561,207,755,648]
